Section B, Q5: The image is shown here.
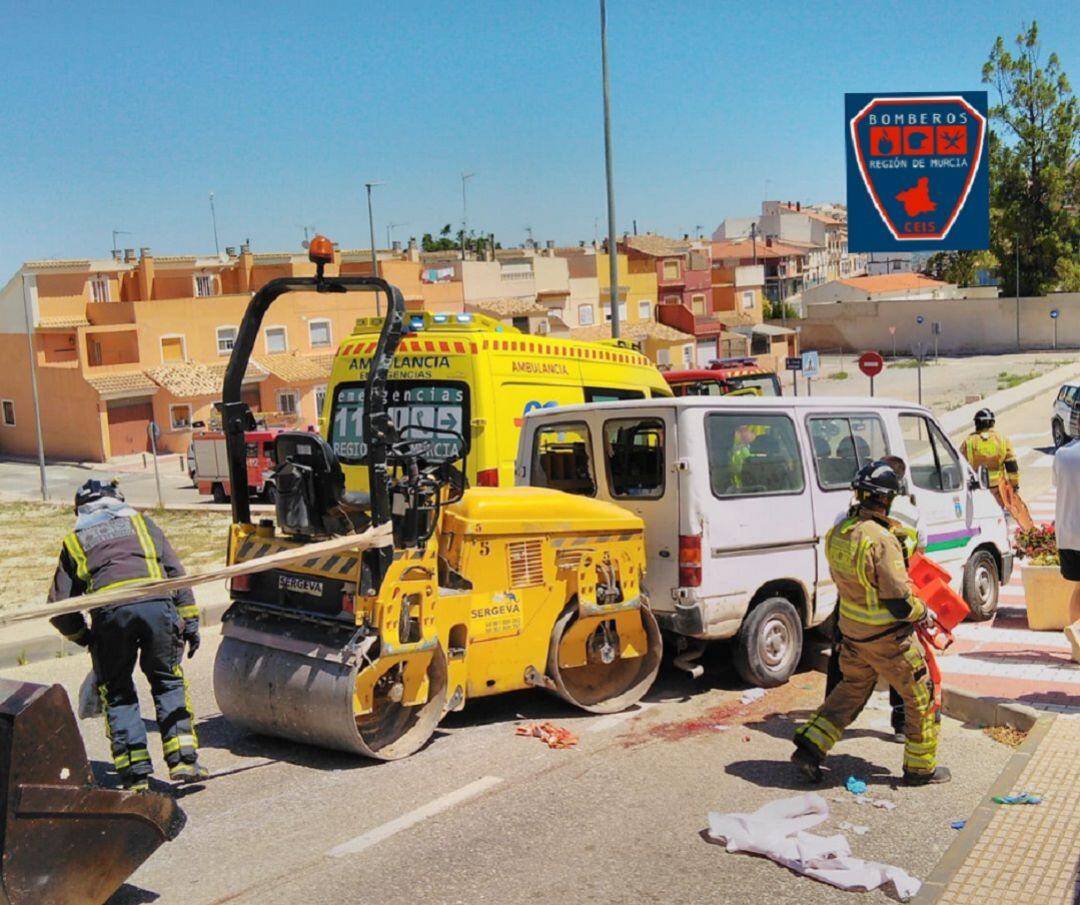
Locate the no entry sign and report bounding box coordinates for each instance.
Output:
[846,92,989,252]
[858,351,885,378]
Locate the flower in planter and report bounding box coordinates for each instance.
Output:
[1014,522,1059,566]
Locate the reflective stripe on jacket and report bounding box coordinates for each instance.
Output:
[961,430,1016,487]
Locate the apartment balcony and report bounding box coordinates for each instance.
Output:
[656,302,725,339]
[87,301,136,325]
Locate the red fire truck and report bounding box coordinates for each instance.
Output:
[663,358,781,397]
[190,428,283,503]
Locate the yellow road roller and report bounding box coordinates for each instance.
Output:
[212,237,661,759]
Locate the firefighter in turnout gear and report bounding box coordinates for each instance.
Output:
[48,479,208,791]
[794,461,950,786]
[961,408,1033,530]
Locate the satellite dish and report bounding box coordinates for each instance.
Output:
[302,240,310,249]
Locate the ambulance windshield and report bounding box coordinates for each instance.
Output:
[328,380,470,464]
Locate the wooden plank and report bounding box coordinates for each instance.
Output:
[0,522,393,628]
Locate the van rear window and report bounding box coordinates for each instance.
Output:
[532,421,595,496]
[705,413,804,497]
[329,380,470,464]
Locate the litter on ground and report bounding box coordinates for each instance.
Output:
[950,820,966,830]
[838,821,869,836]
[705,793,920,900]
[515,722,579,749]
[740,687,767,705]
[852,797,897,810]
[845,776,868,795]
[992,793,1042,805]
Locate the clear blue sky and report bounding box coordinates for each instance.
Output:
[2,1,1077,275]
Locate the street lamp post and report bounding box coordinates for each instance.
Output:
[209,192,220,256]
[461,172,475,261]
[21,274,48,500]
[365,181,383,314]
[599,0,620,339]
[1015,236,1020,351]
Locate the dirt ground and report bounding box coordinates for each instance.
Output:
[0,503,230,611]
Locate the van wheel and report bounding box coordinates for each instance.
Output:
[734,597,803,688]
[1052,418,1067,449]
[963,550,999,622]
[212,482,227,504]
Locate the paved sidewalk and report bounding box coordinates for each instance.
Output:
[920,715,1080,903]
[936,490,1080,715]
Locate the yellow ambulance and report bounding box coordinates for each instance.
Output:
[324,311,672,487]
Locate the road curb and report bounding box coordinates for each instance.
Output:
[939,358,1080,436]
[913,713,1055,904]
[939,685,1041,732]
[0,599,231,670]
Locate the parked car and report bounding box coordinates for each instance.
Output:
[190,428,283,503]
[1052,383,1080,448]
[517,396,1012,687]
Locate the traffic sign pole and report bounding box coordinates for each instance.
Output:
[147,422,163,510]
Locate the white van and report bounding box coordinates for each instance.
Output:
[516,396,1012,687]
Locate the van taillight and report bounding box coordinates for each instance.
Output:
[230,574,251,593]
[679,534,702,587]
[477,468,499,487]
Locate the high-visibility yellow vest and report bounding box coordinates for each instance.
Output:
[962,431,1007,485]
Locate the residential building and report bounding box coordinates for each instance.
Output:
[866,252,915,276]
[801,273,960,305]
[570,321,696,370]
[0,245,464,462]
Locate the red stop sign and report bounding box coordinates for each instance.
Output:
[858,351,885,377]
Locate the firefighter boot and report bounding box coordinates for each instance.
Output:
[903,766,952,786]
[791,743,824,784]
[169,760,209,783]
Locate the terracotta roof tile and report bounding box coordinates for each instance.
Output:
[466,298,548,318]
[146,361,268,398]
[87,371,158,396]
[254,352,334,383]
[38,316,90,329]
[836,273,949,293]
[621,235,690,257]
[570,321,693,343]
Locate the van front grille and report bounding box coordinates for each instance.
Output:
[508,539,545,588]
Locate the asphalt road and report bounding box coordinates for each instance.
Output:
[1,630,1011,905]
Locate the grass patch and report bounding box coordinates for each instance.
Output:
[0,503,230,613]
[890,358,934,369]
[827,371,849,380]
[997,371,1040,390]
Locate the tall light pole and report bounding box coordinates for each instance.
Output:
[1015,235,1021,351]
[599,0,620,338]
[365,181,384,314]
[461,172,476,261]
[209,192,220,255]
[21,274,48,500]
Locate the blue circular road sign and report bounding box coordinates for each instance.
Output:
[1050,309,1060,319]
[916,315,925,325]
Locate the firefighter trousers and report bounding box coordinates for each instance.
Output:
[825,635,904,735]
[90,598,198,781]
[797,628,937,777]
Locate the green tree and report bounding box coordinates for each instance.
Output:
[983,22,1080,295]
[923,249,997,286]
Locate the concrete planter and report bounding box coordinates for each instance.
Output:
[1020,564,1074,630]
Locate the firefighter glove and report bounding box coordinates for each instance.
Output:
[182,620,201,659]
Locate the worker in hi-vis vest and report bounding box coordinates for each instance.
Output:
[960,408,1033,530]
[48,479,208,791]
[794,461,949,786]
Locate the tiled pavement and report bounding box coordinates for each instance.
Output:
[936,490,1080,715]
[925,714,1080,904]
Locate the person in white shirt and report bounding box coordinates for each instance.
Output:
[1051,438,1080,662]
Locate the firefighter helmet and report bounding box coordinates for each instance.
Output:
[974,408,995,431]
[74,478,124,513]
[851,460,902,501]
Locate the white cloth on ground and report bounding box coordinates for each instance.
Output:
[706,793,920,900]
